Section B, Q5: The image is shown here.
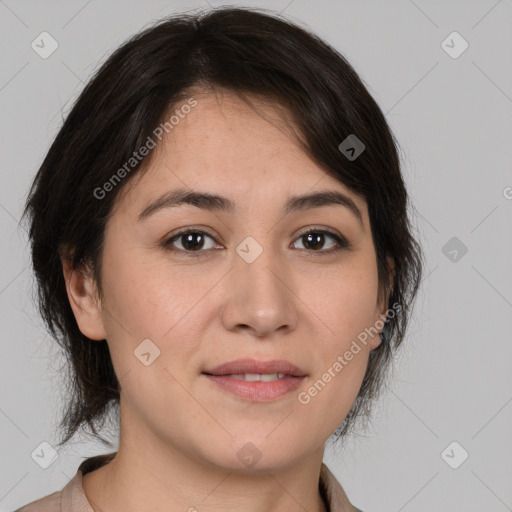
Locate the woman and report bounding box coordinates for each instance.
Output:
[17,6,423,512]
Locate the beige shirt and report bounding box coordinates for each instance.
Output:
[15,452,363,512]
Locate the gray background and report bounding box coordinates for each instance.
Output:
[1,1,511,511]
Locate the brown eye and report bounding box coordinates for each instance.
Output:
[163,228,351,256]
[292,229,351,254]
[163,230,218,253]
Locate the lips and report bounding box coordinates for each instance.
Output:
[202,359,307,401]
[202,358,307,377]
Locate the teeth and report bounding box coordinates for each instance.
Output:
[228,373,287,381]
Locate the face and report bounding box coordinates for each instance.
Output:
[65,89,390,472]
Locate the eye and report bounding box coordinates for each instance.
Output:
[291,228,351,254]
[163,229,220,254]
[162,228,352,256]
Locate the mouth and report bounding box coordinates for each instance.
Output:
[202,359,307,402]
[203,358,307,377]
[214,373,288,381]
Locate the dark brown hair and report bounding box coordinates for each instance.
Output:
[22,6,423,448]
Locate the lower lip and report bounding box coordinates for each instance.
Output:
[203,374,305,401]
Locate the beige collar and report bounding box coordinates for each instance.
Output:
[59,453,360,512]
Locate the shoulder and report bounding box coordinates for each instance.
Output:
[13,452,116,512]
[13,470,80,512]
[13,489,62,512]
[320,462,365,512]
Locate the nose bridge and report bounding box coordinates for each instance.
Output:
[236,234,287,301]
[222,234,297,335]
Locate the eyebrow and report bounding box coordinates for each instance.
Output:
[137,187,364,228]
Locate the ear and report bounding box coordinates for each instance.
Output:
[370,256,395,350]
[61,255,107,341]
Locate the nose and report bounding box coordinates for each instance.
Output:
[220,241,298,338]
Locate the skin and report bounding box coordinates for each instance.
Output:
[62,89,392,512]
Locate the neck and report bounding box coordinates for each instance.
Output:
[82,407,331,512]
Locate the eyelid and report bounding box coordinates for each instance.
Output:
[294,225,342,239]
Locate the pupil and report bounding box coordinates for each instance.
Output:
[305,232,323,250]
[183,233,204,251]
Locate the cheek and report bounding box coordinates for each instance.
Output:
[303,258,380,351]
[296,256,378,418]
[298,336,370,436]
[100,244,209,340]
[99,246,217,394]
[298,313,373,420]
[99,257,205,430]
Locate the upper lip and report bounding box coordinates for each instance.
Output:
[203,358,307,377]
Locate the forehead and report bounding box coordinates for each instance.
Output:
[113,90,368,221]
[161,91,308,175]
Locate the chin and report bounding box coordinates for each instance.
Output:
[196,434,309,474]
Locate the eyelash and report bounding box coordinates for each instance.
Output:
[162,228,352,256]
